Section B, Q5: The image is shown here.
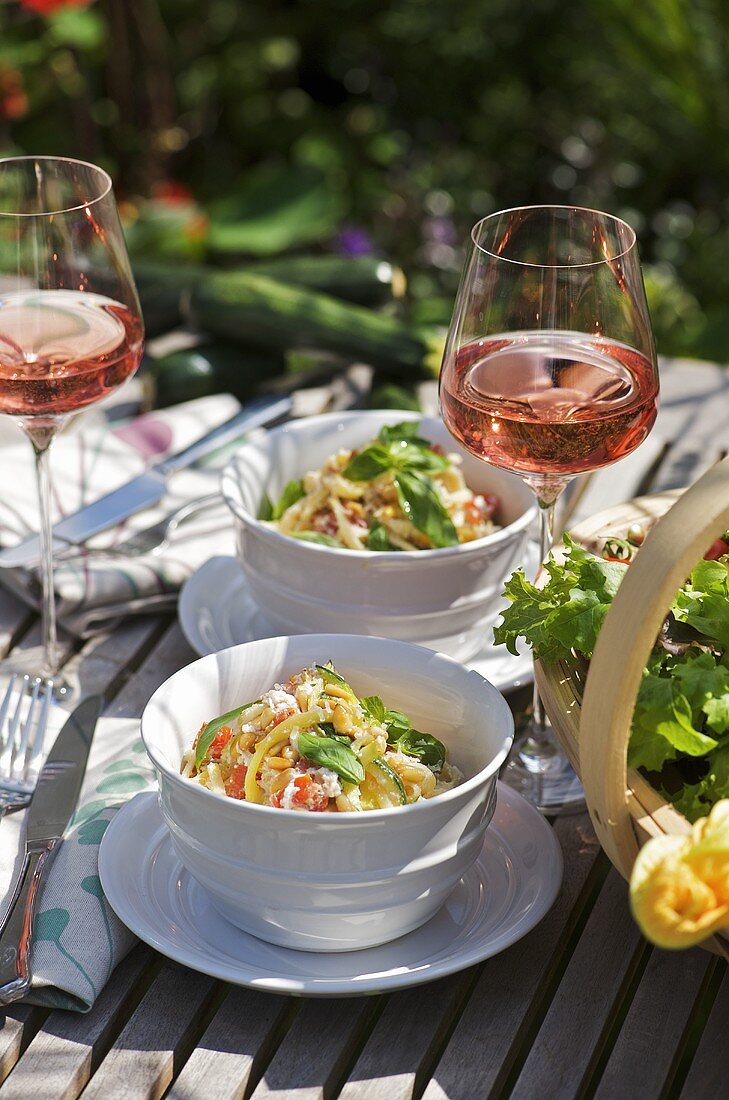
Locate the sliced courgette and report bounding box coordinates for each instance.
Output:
[372,757,408,805]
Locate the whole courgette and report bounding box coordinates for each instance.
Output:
[248,255,406,305]
[148,340,285,408]
[189,272,442,376]
[134,255,405,337]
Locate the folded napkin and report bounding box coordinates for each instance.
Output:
[0,710,155,1011]
[0,393,241,636]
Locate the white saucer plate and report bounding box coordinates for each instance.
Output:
[99,784,563,997]
[178,548,537,694]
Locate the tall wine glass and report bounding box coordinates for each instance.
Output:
[439,205,659,814]
[0,157,144,696]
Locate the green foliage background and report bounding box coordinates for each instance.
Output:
[2,0,729,360]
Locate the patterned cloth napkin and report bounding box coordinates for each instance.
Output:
[0,394,250,1010]
[0,392,241,636]
[0,714,156,1011]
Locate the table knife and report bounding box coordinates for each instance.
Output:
[0,392,292,570]
[0,695,102,1004]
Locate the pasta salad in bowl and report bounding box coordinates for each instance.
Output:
[222,411,536,661]
[181,662,462,812]
[142,633,513,950]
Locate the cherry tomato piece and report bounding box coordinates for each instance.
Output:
[224,764,248,800]
[704,538,729,560]
[209,726,233,760]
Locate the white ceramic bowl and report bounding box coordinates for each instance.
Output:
[141,633,514,952]
[221,411,536,662]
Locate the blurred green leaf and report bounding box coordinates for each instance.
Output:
[207,165,344,255]
[48,8,106,51]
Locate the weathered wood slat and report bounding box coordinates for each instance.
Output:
[1,948,153,1100]
[593,948,712,1100]
[677,964,729,1099]
[0,1007,46,1085]
[2,620,196,1093]
[564,434,666,528]
[507,870,647,1100]
[0,588,34,659]
[249,997,381,1100]
[168,987,292,1100]
[422,815,602,1100]
[81,963,218,1100]
[339,971,476,1100]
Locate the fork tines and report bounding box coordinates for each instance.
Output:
[0,676,52,790]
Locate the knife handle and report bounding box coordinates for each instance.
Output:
[157,394,293,477]
[0,840,57,1005]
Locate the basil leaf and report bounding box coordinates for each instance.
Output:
[392,442,449,473]
[195,700,258,769]
[391,728,446,773]
[361,695,386,723]
[297,732,365,784]
[378,421,427,445]
[258,493,274,521]
[383,709,412,738]
[365,520,398,552]
[291,532,342,547]
[318,722,350,745]
[316,662,357,698]
[273,480,305,520]
[394,469,459,548]
[343,445,393,481]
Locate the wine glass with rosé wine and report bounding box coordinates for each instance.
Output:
[0,157,144,697]
[439,205,659,814]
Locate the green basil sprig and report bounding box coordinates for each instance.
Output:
[297,731,365,784]
[394,469,458,548]
[273,479,306,520]
[342,421,457,548]
[365,520,398,551]
[195,700,258,769]
[361,694,446,773]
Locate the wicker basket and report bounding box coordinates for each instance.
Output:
[535,461,729,957]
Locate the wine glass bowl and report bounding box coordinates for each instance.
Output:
[0,156,144,690]
[439,206,659,813]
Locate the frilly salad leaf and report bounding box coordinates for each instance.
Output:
[493,534,628,661]
[672,558,729,650]
[494,535,729,824]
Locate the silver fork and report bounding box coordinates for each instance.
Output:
[54,491,223,562]
[0,676,52,821]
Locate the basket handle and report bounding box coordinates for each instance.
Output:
[580,455,729,878]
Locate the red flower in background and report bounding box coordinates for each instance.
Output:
[151,180,195,207]
[20,0,90,14]
[0,69,28,121]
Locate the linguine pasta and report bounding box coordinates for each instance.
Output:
[264,420,500,551]
[181,663,462,812]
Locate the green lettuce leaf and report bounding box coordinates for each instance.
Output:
[628,671,718,772]
[672,558,729,650]
[668,742,729,822]
[493,534,628,660]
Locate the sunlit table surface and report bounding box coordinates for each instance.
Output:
[0,356,727,1100]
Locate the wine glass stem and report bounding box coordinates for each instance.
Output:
[530,497,556,736]
[32,436,59,678]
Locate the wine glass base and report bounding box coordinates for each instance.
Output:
[1,650,73,703]
[501,735,586,816]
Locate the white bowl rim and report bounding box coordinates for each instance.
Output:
[141,633,515,822]
[221,410,537,561]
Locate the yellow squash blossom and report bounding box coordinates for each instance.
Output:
[630,801,729,949]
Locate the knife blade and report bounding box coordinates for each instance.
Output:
[0,694,102,1004]
[0,392,292,569]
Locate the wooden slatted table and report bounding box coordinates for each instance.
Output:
[0,356,728,1100]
